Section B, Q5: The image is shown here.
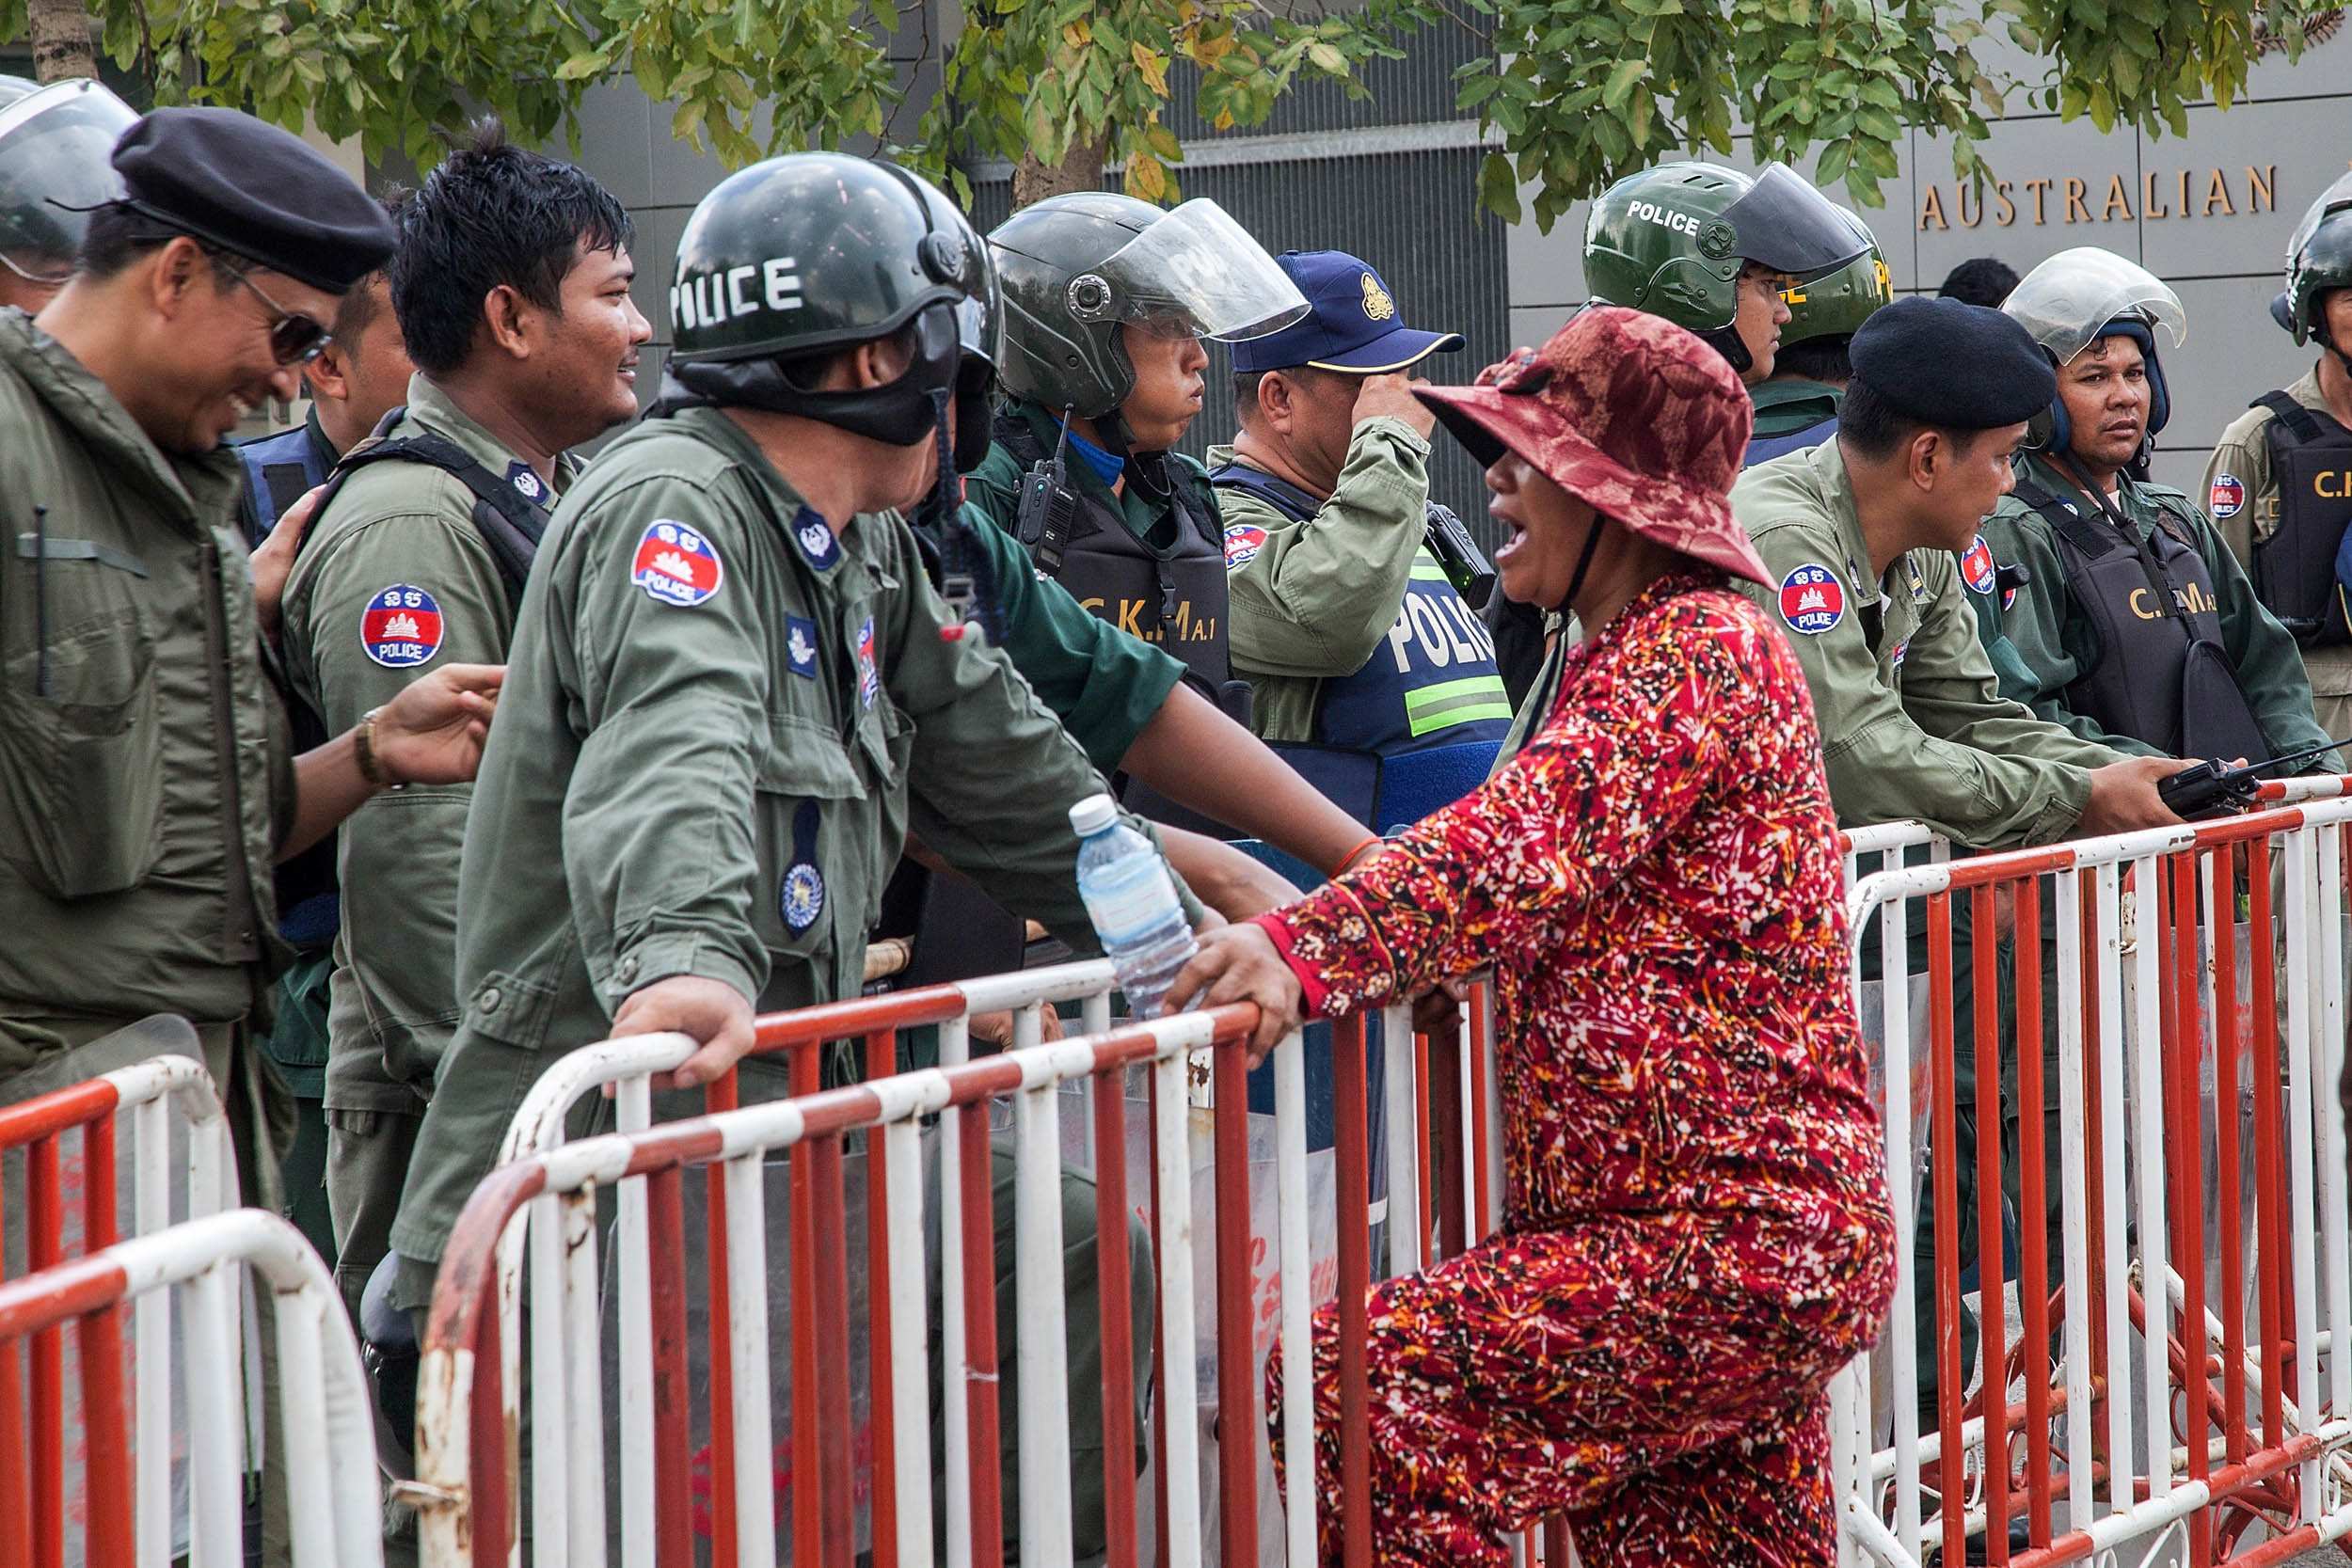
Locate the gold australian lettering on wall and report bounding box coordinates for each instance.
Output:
[1920,166,2279,229]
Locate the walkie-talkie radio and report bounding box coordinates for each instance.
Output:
[1015,416,1081,577]
[1422,500,1496,610]
[2157,735,2351,819]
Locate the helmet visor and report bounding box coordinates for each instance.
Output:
[2288,169,2352,265]
[1092,198,1310,342]
[2003,246,2187,364]
[0,81,136,282]
[1720,166,1872,282]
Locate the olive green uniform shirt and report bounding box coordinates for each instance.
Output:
[1748,378,1843,440]
[279,373,565,1113]
[1206,417,1436,743]
[391,405,1193,1268]
[2203,366,2352,737]
[1978,453,2328,763]
[0,309,296,1074]
[1730,440,2121,847]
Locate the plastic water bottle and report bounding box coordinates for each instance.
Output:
[1071,794,1198,1020]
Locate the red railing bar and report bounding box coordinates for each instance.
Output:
[1928,892,1967,1568]
[2169,853,2213,1568]
[1144,1069,1168,1568]
[959,1098,1004,1568]
[1467,988,1493,1237]
[2016,874,2053,1546]
[1211,1040,1257,1568]
[1333,1014,1374,1568]
[1093,1063,1138,1568]
[1971,883,2010,1568]
[30,1132,61,1568]
[0,1079,121,1150]
[2213,846,2249,1470]
[469,1274,509,1568]
[646,1165,694,1568]
[2247,835,2289,1449]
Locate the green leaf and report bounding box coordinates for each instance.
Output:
[555,50,605,79]
[1601,56,1645,108]
[1476,150,1522,224]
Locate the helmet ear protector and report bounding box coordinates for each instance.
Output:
[2027,317,2169,452]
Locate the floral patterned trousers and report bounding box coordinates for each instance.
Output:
[1267,1205,1895,1568]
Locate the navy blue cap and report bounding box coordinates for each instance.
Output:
[1849,296,2055,430]
[1232,249,1465,374]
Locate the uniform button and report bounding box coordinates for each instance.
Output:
[616,956,639,984]
[478,987,503,1015]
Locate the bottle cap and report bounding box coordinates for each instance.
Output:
[1068,794,1118,837]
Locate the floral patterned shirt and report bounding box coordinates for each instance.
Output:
[1258,570,1886,1231]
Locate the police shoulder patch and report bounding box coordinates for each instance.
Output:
[505,460,548,504]
[1222,522,1268,569]
[789,506,841,572]
[1960,534,1997,594]
[630,519,724,608]
[781,861,825,934]
[2209,473,2247,519]
[1776,562,1846,636]
[360,584,445,668]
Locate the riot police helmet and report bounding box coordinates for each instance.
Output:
[0,78,137,290]
[2002,245,2185,447]
[987,192,1308,439]
[2281,170,2352,351]
[1776,208,1892,372]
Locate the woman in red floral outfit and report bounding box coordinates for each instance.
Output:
[1166,308,1896,1568]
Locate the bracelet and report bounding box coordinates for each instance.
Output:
[1335,833,1383,875]
[354,705,394,788]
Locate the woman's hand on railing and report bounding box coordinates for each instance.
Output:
[1163,923,1303,1067]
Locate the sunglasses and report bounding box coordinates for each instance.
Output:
[223,264,333,366]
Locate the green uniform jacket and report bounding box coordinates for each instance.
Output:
[1978,453,2328,763]
[1730,440,2121,847]
[953,502,1182,774]
[280,373,565,1112]
[2204,367,2352,733]
[1207,417,1435,742]
[0,310,296,1073]
[390,405,1191,1267]
[1749,378,1843,440]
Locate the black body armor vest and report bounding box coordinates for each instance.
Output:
[2015,478,2270,764]
[2250,392,2352,649]
[994,413,1231,691]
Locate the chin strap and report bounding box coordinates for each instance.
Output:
[922,386,1005,645]
[1553,515,1608,618]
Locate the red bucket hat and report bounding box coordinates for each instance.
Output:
[1415,307,1769,588]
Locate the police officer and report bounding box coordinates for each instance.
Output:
[2205,171,2352,740]
[972,195,1303,740]
[1491,163,1871,745]
[278,125,650,1326]
[233,209,415,545]
[386,153,1199,1557]
[0,105,500,1566]
[1206,248,1512,818]
[1729,296,2191,843]
[1744,212,1893,465]
[1583,162,1872,388]
[1981,247,2329,768]
[0,75,135,314]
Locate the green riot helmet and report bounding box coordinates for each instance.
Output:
[987,192,1308,447]
[1582,163,1869,374]
[0,78,137,291]
[1778,210,1892,353]
[2282,169,2352,356]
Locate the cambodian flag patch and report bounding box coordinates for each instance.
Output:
[1223,522,1267,569]
[1960,535,1996,594]
[630,519,724,608]
[360,584,444,668]
[1777,562,1845,636]
[855,615,880,708]
[2209,473,2246,519]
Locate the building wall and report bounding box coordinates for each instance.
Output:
[557,12,2350,509]
[1505,27,2352,498]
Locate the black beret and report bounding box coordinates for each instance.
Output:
[1849,295,2057,430]
[111,106,395,293]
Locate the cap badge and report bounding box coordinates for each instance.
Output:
[1360,273,1396,323]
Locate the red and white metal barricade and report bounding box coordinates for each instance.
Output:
[0,1053,238,1568]
[1832,795,2352,1568]
[0,1208,382,1568]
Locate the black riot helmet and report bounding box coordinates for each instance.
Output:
[663,151,1001,474]
[660,152,1009,635]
